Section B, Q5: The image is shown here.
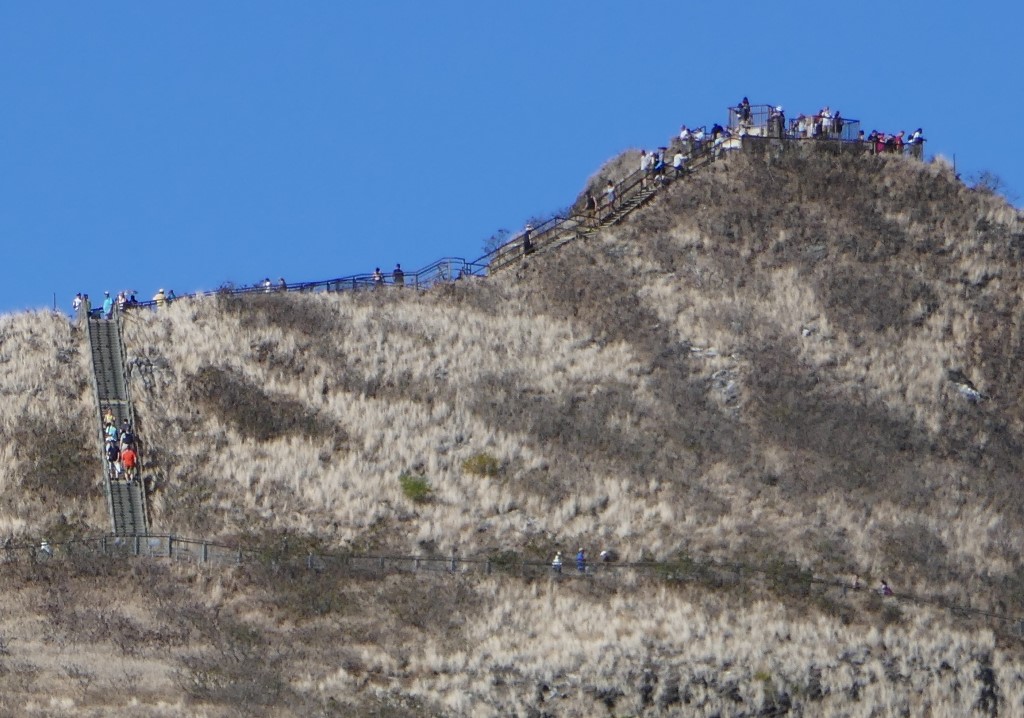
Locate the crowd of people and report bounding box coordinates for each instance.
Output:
[727,97,926,158]
[101,409,139,483]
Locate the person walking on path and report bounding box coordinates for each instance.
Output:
[551,552,563,574]
[153,289,167,309]
[576,548,586,573]
[120,446,138,481]
[392,264,405,287]
[584,191,598,227]
[522,224,534,256]
[102,292,114,319]
[604,180,616,217]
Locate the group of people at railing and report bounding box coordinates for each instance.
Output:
[64,100,929,318]
[101,409,139,483]
[727,97,926,158]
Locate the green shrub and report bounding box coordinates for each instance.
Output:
[399,473,432,503]
[462,452,500,477]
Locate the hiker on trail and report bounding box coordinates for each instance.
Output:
[551,552,563,574]
[262,277,272,293]
[653,148,667,183]
[105,441,120,479]
[166,289,177,304]
[832,110,844,138]
[737,97,752,123]
[584,191,598,226]
[769,106,785,138]
[909,128,925,158]
[576,548,586,573]
[105,422,119,444]
[878,580,894,597]
[72,293,83,314]
[640,150,653,189]
[392,264,405,287]
[120,421,135,450]
[892,130,905,154]
[604,180,616,214]
[691,127,705,152]
[522,224,534,256]
[153,289,167,308]
[103,408,115,426]
[673,150,686,177]
[679,125,692,153]
[102,292,114,319]
[278,277,287,291]
[120,446,138,481]
[372,268,384,287]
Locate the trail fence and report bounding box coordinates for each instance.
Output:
[7,534,1021,636]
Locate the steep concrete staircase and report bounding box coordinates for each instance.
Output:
[87,315,149,536]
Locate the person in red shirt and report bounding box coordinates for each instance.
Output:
[120,447,138,481]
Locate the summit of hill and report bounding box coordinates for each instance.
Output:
[2,139,1024,716]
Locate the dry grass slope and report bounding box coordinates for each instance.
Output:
[0,144,1023,715]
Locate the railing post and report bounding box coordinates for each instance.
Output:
[486,559,491,575]
[202,542,209,564]
[168,535,174,559]
[133,535,140,556]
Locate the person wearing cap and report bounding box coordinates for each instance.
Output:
[551,552,562,574]
[153,288,167,308]
[102,292,114,319]
[769,106,785,139]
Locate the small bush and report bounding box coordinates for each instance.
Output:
[399,473,432,503]
[462,452,500,477]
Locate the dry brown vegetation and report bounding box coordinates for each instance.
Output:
[2,144,1024,715]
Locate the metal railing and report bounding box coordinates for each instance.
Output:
[6,533,1023,635]
[76,113,928,317]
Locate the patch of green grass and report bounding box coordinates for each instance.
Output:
[399,473,432,504]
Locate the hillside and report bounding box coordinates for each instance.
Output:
[2,143,1024,716]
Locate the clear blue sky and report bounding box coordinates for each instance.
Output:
[2,2,1021,315]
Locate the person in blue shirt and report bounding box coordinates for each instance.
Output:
[576,548,586,573]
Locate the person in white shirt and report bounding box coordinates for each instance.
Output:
[604,180,616,214]
[673,150,686,177]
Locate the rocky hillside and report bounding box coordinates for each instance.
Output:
[1,143,1023,716]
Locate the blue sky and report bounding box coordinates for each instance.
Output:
[1,2,1021,315]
